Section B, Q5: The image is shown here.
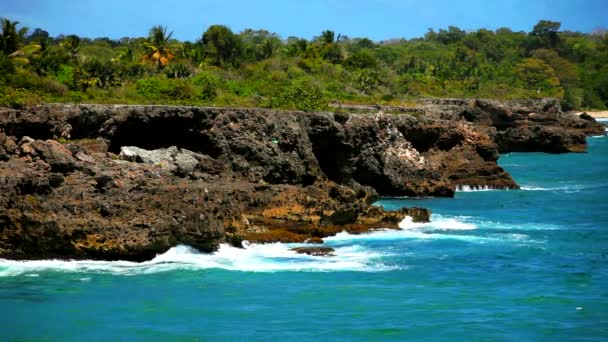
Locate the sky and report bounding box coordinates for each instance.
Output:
[1,0,607,41]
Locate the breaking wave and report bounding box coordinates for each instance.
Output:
[0,213,552,277]
[0,243,395,277]
[456,185,502,192]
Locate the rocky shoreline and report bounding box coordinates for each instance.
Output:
[0,99,603,261]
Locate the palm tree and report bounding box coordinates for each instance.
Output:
[143,25,176,70]
[0,18,29,54]
[319,30,335,44]
[117,45,135,62]
[62,34,81,60]
[259,38,277,59]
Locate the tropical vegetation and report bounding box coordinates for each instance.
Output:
[1,18,607,111]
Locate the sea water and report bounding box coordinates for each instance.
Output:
[1,125,607,341]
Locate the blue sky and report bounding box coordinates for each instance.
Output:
[1,0,607,41]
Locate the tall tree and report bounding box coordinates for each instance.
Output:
[201,25,243,67]
[62,34,81,61]
[530,20,561,48]
[0,18,28,54]
[143,25,176,70]
[318,30,335,44]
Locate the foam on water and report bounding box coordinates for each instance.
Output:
[0,243,393,277]
[456,185,502,192]
[399,215,477,230]
[324,215,489,244]
[0,214,542,277]
[519,183,588,192]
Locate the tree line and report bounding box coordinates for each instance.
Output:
[0,18,607,111]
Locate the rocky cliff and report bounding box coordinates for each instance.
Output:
[0,100,602,260]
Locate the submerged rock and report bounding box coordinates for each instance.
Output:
[291,246,335,256]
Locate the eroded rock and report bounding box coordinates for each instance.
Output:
[291,246,335,256]
[0,100,592,261]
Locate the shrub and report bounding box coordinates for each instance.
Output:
[135,77,198,101]
[190,72,218,100]
[165,63,192,79]
[0,54,15,78]
[5,69,67,95]
[0,88,42,108]
[344,49,378,69]
[54,65,75,87]
[268,80,326,112]
[561,87,584,110]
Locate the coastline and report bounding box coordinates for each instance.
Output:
[0,99,604,261]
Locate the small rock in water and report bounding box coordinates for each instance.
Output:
[290,246,335,256]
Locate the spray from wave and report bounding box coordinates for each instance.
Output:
[0,213,549,277]
[0,243,395,277]
[456,185,502,192]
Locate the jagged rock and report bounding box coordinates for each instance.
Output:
[119,146,205,176]
[0,100,595,261]
[291,246,335,256]
[95,175,115,193]
[28,140,78,173]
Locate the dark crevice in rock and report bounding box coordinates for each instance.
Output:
[306,116,352,184]
[4,122,56,141]
[107,116,222,158]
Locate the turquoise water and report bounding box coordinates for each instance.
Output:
[1,128,607,341]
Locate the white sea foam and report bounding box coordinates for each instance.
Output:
[324,229,491,244]
[0,243,394,277]
[324,215,484,244]
[456,185,502,192]
[520,184,585,192]
[474,219,560,231]
[399,215,477,230]
[520,185,550,191]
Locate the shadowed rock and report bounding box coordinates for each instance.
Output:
[0,100,593,261]
[291,246,335,256]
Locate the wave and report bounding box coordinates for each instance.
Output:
[399,215,477,230]
[323,229,493,245]
[0,243,395,277]
[323,214,551,247]
[0,214,554,277]
[456,185,502,192]
[323,215,486,244]
[457,184,587,192]
[519,184,585,192]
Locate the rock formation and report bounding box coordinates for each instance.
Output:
[0,99,602,260]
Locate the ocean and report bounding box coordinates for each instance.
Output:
[1,122,607,341]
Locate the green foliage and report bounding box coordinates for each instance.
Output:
[268,80,326,112]
[143,25,177,69]
[0,18,607,110]
[0,87,42,108]
[164,63,191,79]
[135,76,202,102]
[514,58,561,95]
[561,87,584,110]
[530,20,561,48]
[344,49,377,69]
[0,18,28,54]
[0,53,15,76]
[202,25,243,67]
[190,71,218,100]
[81,58,121,89]
[55,65,75,87]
